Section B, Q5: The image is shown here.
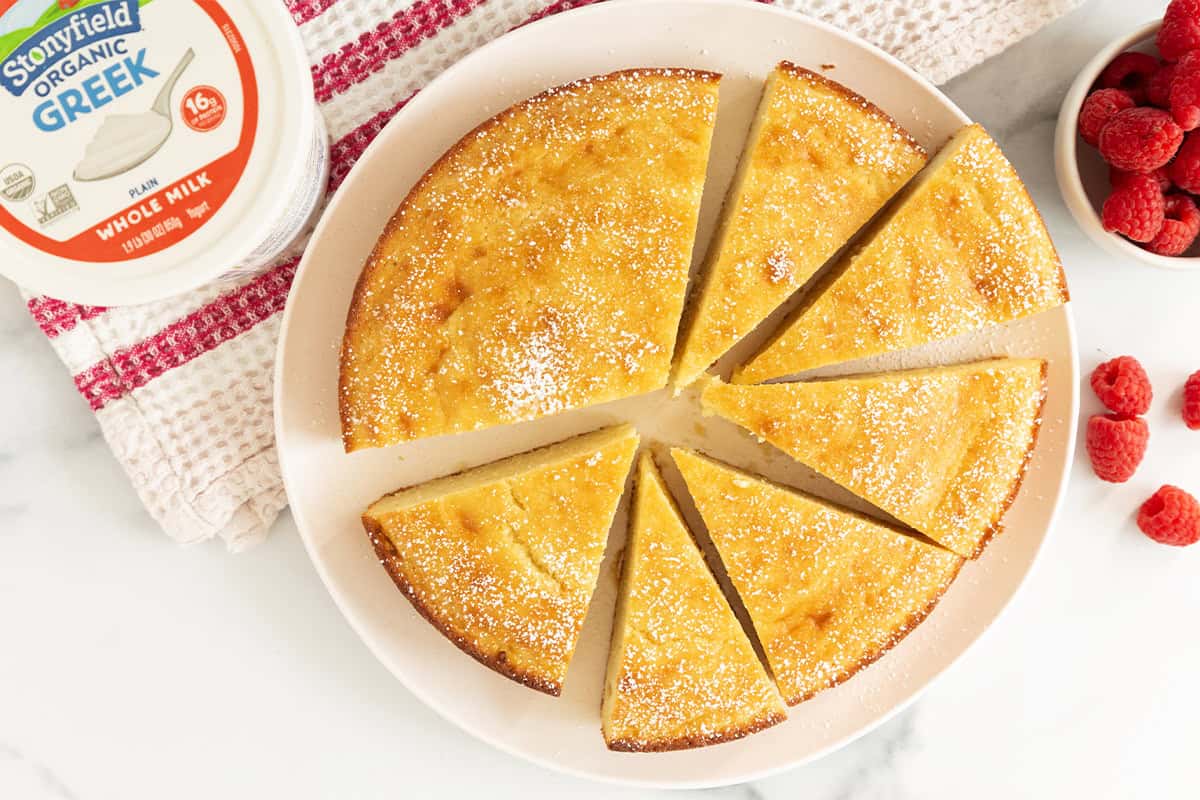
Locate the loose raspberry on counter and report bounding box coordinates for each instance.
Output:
[1147,61,1178,108]
[1098,107,1184,171]
[1085,414,1149,483]
[1101,172,1166,242]
[1090,356,1154,416]
[1158,0,1200,61]
[1168,131,1200,191]
[1169,51,1200,129]
[1098,51,1159,103]
[1080,89,1137,146]
[1146,194,1200,255]
[1110,165,1171,192]
[1137,485,1200,546]
[1184,370,1200,430]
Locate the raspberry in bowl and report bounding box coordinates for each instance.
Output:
[1056,8,1200,269]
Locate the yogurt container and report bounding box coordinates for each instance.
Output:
[0,0,329,305]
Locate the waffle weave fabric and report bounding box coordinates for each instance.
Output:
[21,0,1082,550]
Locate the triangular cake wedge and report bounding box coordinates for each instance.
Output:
[672,449,963,705]
[671,62,926,389]
[363,425,639,695]
[734,124,1068,384]
[341,70,721,451]
[702,359,1047,558]
[602,454,786,751]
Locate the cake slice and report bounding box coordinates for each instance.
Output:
[363,424,639,696]
[601,454,785,751]
[735,124,1068,384]
[671,62,926,389]
[672,449,963,705]
[702,358,1047,558]
[340,69,721,451]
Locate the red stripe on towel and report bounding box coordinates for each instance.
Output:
[75,261,299,411]
[311,0,487,103]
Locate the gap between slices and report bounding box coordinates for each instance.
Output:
[670,61,928,391]
[340,67,1070,753]
[701,359,1048,559]
[340,69,721,452]
[733,123,1069,384]
[362,424,639,696]
[671,448,964,706]
[601,453,786,751]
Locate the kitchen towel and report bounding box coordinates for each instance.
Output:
[23,0,1084,551]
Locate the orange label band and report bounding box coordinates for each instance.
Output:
[0,0,259,264]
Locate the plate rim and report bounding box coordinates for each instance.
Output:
[274,0,1080,787]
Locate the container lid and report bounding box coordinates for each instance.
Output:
[0,0,318,305]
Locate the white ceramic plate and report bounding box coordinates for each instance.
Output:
[275,0,1078,788]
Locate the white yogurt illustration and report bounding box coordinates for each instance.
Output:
[75,49,195,182]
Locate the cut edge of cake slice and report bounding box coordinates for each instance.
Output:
[733,123,1068,385]
[364,423,639,695]
[601,452,786,751]
[670,447,964,705]
[703,358,1048,558]
[340,70,722,452]
[670,62,927,391]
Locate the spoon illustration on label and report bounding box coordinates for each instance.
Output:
[74,49,196,182]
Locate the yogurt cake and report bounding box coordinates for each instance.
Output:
[340,69,720,451]
[601,453,786,751]
[672,61,927,389]
[673,449,963,705]
[703,359,1048,558]
[362,425,639,695]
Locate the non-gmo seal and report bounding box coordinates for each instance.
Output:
[0,164,35,203]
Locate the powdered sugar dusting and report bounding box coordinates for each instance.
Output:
[674,63,927,386]
[706,359,1046,557]
[604,460,785,748]
[674,449,962,705]
[739,124,1068,382]
[341,70,718,448]
[367,431,638,692]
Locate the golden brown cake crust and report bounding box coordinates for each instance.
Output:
[340,69,720,451]
[735,123,1069,383]
[670,61,927,389]
[604,709,786,753]
[366,521,562,695]
[776,62,925,155]
[672,449,964,706]
[704,359,1047,559]
[363,426,639,696]
[782,563,962,705]
[967,360,1049,558]
[601,455,786,751]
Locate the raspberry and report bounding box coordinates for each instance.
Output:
[1090,356,1153,416]
[1169,131,1200,191]
[1098,108,1184,171]
[1085,414,1149,483]
[1098,51,1159,103]
[1110,165,1171,192]
[1184,370,1200,430]
[1137,485,1200,546]
[1146,193,1200,255]
[1148,61,1178,107]
[1158,0,1200,61]
[1080,89,1136,147]
[1101,172,1165,242]
[1169,50,1200,129]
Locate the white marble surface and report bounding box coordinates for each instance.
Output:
[2,0,1199,797]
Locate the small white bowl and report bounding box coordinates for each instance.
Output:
[1055,20,1200,270]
